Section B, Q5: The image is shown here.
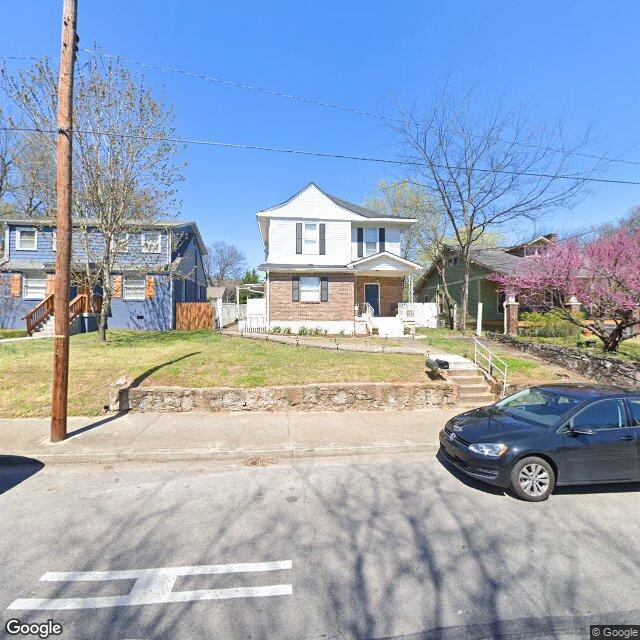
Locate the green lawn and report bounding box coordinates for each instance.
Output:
[416,328,571,386]
[0,330,428,418]
[0,329,27,340]
[517,334,640,362]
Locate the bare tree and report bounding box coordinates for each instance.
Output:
[2,55,184,341]
[205,240,247,285]
[394,89,601,330]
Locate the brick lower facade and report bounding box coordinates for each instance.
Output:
[268,272,406,322]
[355,275,404,317]
[268,272,356,322]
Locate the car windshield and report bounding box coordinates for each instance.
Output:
[494,388,582,427]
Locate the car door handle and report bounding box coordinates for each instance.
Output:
[619,435,635,441]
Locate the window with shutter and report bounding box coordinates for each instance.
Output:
[379,228,386,252]
[357,227,364,258]
[319,224,326,255]
[320,277,328,302]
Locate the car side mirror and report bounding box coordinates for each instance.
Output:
[570,424,596,436]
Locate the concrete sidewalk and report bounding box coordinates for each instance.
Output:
[0,409,460,464]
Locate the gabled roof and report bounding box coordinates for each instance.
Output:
[347,251,422,270]
[414,246,523,290]
[467,248,523,273]
[258,182,416,221]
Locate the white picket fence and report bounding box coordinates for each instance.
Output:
[397,302,438,328]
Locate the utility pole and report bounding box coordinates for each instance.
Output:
[51,0,78,442]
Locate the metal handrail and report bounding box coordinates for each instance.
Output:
[473,338,508,396]
[365,302,375,317]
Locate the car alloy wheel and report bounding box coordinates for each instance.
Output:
[509,456,555,502]
[519,463,549,498]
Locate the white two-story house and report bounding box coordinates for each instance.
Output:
[256,182,421,336]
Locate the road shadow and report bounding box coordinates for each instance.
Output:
[0,455,44,495]
[67,411,128,438]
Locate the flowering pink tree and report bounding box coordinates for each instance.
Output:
[495,229,640,351]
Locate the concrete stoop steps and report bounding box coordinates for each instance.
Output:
[446,368,496,409]
[32,314,82,337]
[33,315,56,337]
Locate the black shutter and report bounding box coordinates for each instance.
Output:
[292,276,300,302]
[357,227,364,258]
[379,227,386,252]
[319,223,326,255]
[320,276,328,302]
[296,223,302,254]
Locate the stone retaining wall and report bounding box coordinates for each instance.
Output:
[121,382,457,413]
[487,333,640,389]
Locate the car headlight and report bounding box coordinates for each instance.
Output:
[468,443,508,458]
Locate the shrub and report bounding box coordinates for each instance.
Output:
[271,326,282,334]
[298,326,309,336]
[283,327,292,335]
[519,311,584,338]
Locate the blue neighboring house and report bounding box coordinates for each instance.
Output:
[0,217,208,332]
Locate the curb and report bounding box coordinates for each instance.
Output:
[2,442,441,465]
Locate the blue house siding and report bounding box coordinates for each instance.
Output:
[1,219,207,331]
[108,275,172,330]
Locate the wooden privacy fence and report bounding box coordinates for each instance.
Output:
[176,302,214,331]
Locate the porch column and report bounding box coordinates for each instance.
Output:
[504,294,519,336]
[565,295,581,317]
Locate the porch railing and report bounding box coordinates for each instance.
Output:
[69,294,89,322]
[24,294,54,335]
[24,293,90,336]
[473,338,508,396]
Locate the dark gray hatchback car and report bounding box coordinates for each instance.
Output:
[439,383,640,501]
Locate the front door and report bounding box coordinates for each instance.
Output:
[364,283,380,316]
[561,399,639,482]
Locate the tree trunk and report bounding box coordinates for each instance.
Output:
[602,325,624,352]
[435,259,455,329]
[459,252,470,332]
[98,261,111,343]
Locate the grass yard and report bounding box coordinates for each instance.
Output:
[416,328,576,386]
[517,334,640,362]
[0,330,427,418]
[0,329,28,340]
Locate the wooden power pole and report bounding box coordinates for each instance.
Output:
[51,0,78,442]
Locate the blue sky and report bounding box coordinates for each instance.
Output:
[3,1,640,266]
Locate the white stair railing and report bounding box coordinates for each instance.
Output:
[365,302,375,317]
[473,338,508,396]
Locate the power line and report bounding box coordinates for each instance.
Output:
[4,49,640,169]
[78,48,640,169]
[4,125,640,186]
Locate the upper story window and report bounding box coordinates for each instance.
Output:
[52,230,56,251]
[112,232,129,253]
[364,228,378,256]
[303,223,318,254]
[141,232,161,254]
[16,228,37,251]
[447,256,459,267]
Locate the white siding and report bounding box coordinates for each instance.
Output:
[262,184,366,221]
[267,218,352,265]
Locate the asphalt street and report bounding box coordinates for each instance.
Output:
[0,452,639,640]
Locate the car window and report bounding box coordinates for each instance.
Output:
[571,399,626,431]
[626,399,640,427]
[495,389,581,427]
